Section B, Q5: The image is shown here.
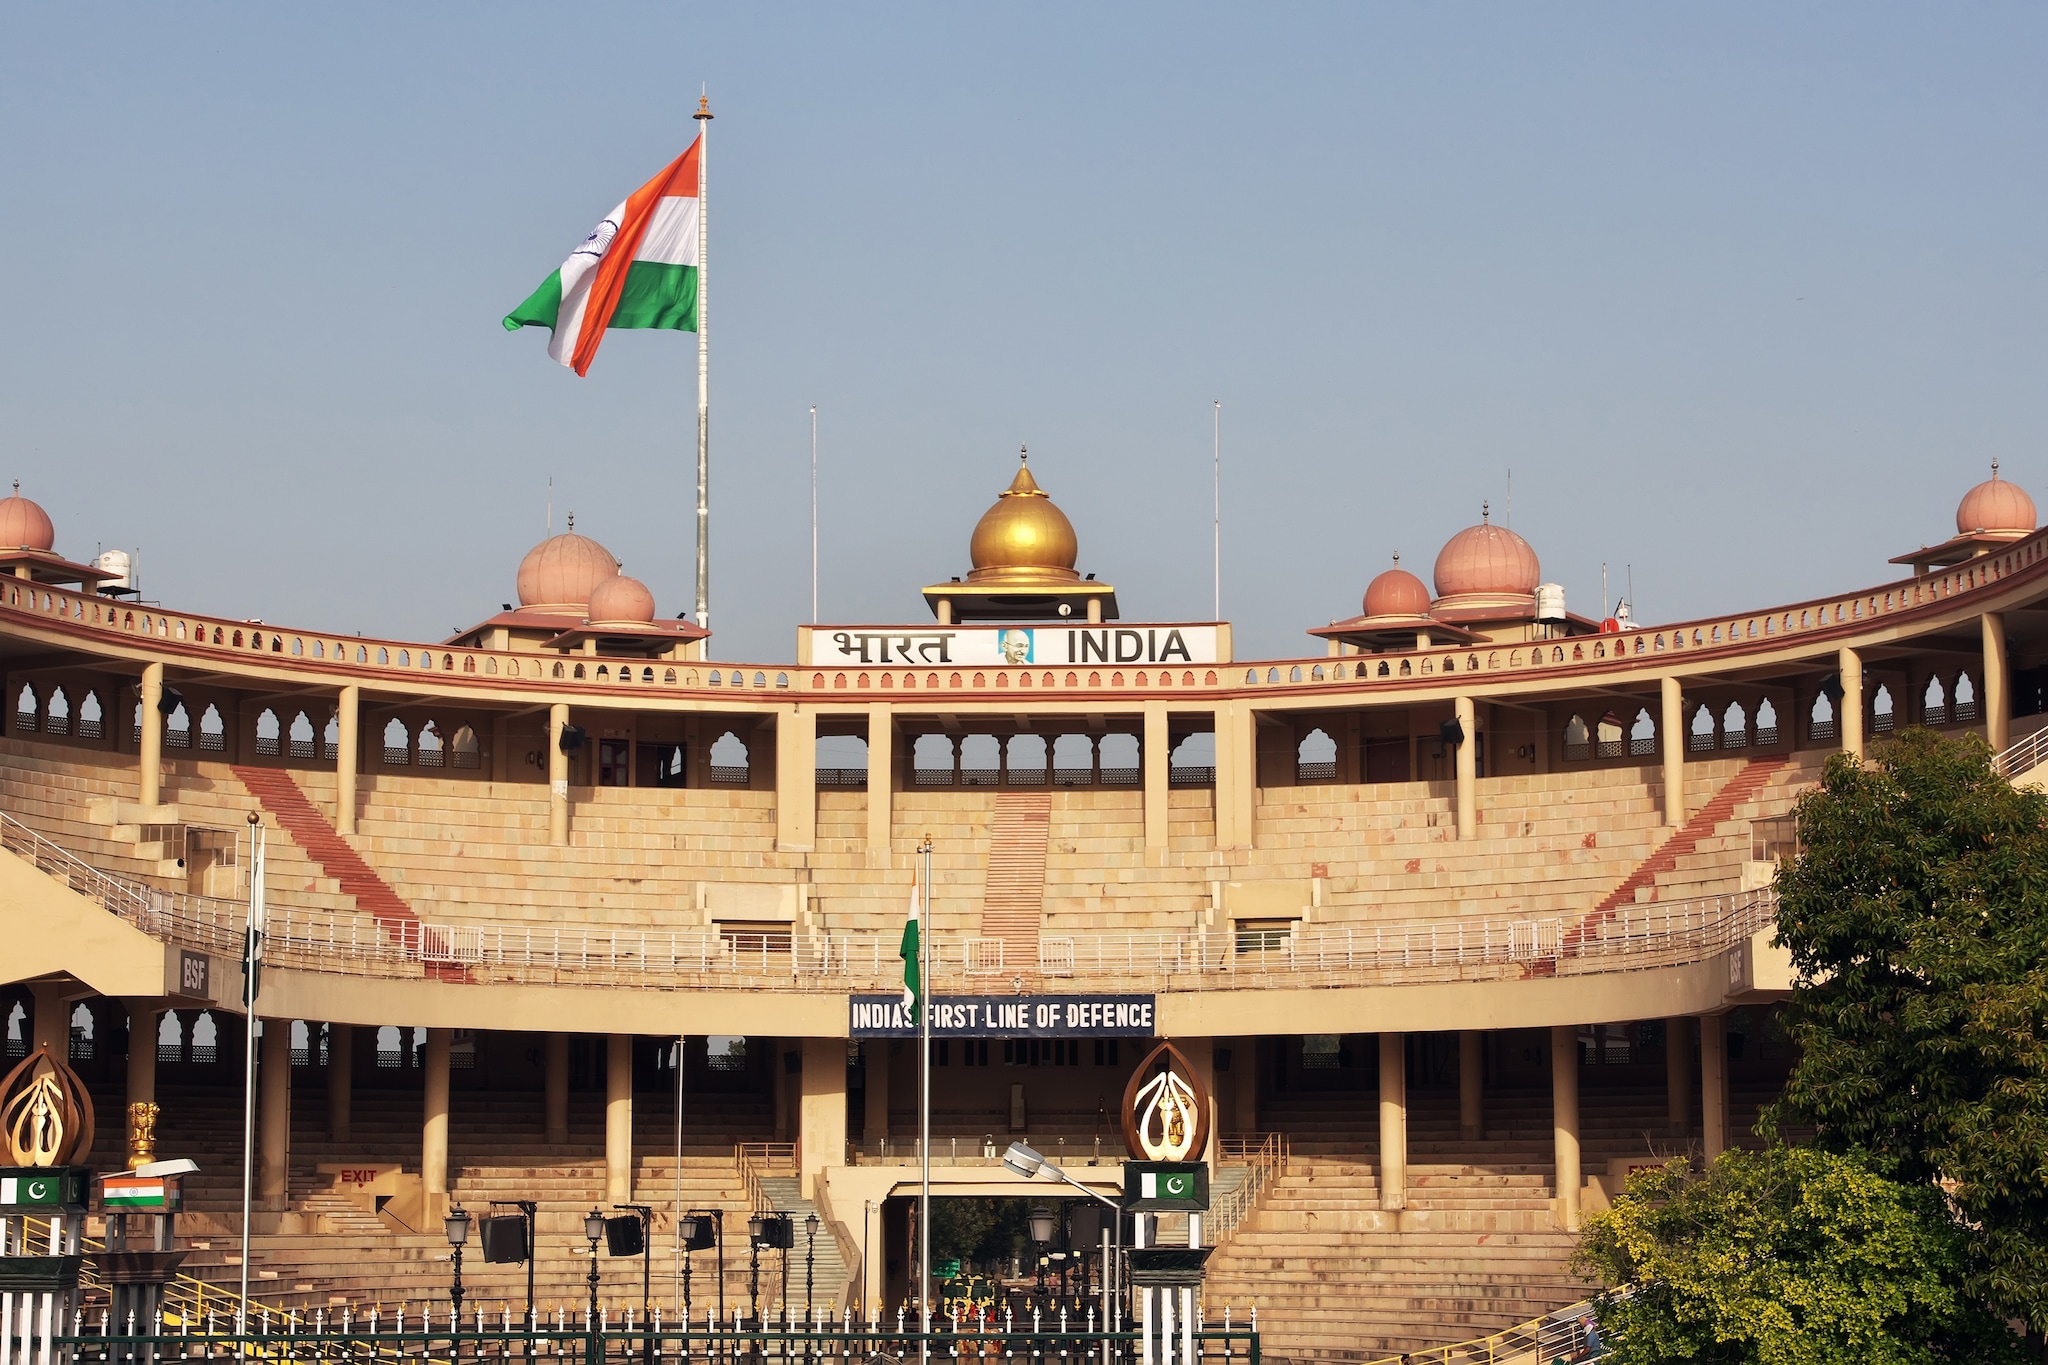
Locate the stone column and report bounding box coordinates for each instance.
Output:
[800,1037,847,1200]
[542,1033,570,1145]
[1838,646,1865,760]
[259,1020,291,1211]
[1700,1016,1728,1161]
[866,707,894,867]
[1458,1030,1483,1142]
[1665,1015,1693,1136]
[1142,702,1170,856]
[606,1033,634,1203]
[1661,675,1686,827]
[1454,696,1478,840]
[335,685,360,835]
[28,983,66,1055]
[548,703,571,846]
[327,1023,354,1142]
[1213,703,1255,852]
[125,1000,159,1107]
[772,1038,792,1141]
[1550,1025,1581,1230]
[1378,1033,1407,1212]
[862,1042,890,1144]
[776,707,817,853]
[1235,1037,1259,1133]
[1983,612,2010,753]
[139,662,164,808]
[423,1028,451,1200]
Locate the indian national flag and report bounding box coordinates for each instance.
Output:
[898,869,922,1027]
[503,137,701,376]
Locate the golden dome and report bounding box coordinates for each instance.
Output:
[965,450,1080,586]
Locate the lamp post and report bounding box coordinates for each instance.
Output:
[681,1214,698,1324]
[584,1207,606,1329]
[804,1214,818,1321]
[1028,1206,1054,1305]
[746,1213,766,1327]
[1005,1143,1124,1330]
[443,1204,471,1319]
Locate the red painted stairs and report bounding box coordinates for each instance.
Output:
[230,765,469,982]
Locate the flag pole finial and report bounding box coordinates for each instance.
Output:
[695,93,713,121]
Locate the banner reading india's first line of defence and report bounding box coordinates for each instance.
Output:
[503,137,701,376]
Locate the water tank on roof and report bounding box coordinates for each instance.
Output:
[1534,582,1568,623]
[94,549,132,590]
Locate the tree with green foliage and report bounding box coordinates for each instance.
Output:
[1575,1145,2019,1364]
[1772,729,2048,1340]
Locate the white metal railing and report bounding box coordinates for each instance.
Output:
[1210,1133,1288,1243]
[1996,726,2048,779]
[2,809,1776,994]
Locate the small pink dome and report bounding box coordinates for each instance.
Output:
[1956,466,2035,535]
[515,530,620,610]
[0,489,56,552]
[1433,512,1540,599]
[587,574,656,624]
[1363,563,1431,617]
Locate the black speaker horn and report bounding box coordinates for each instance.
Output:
[558,723,587,754]
[479,1214,529,1264]
[1438,717,1465,749]
[156,686,185,717]
[605,1213,645,1257]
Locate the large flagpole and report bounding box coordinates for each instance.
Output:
[693,94,713,639]
[918,836,932,1360]
[237,815,266,1342]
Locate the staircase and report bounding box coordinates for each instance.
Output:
[978,793,1050,975]
[1592,757,1789,914]
[231,765,462,980]
[752,1177,852,1313]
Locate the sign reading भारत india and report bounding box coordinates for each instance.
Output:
[806,625,1221,669]
[849,993,1157,1039]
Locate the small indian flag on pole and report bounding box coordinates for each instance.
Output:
[102,1176,174,1211]
[504,136,702,376]
[898,869,922,1027]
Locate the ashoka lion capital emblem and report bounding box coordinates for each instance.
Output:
[1120,1040,1211,1164]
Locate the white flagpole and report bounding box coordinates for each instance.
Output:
[693,94,714,639]
[237,817,265,1343]
[811,406,819,623]
[918,836,932,1360]
[1212,401,1221,621]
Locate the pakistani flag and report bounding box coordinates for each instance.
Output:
[898,870,921,1027]
[504,136,702,376]
[242,822,266,1007]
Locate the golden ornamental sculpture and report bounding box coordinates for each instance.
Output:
[1119,1040,1211,1164]
[0,1044,96,1167]
[126,1100,160,1169]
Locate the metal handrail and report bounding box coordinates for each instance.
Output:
[735,1143,796,1214]
[1996,725,2048,778]
[1210,1134,1287,1243]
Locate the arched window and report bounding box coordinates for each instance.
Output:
[323,712,340,760]
[289,712,316,759]
[1596,713,1625,759]
[255,708,281,756]
[68,1003,94,1061]
[156,1011,182,1064]
[190,1011,219,1064]
[1755,699,1780,747]
[1170,732,1217,786]
[1722,701,1749,749]
[46,687,70,736]
[77,692,103,740]
[1563,714,1590,761]
[912,734,956,787]
[198,703,226,752]
[958,735,1000,787]
[1005,734,1048,786]
[166,702,192,749]
[1098,733,1140,786]
[451,725,480,770]
[1051,734,1094,787]
[5,1000,26,1061]
[132,701,143,746]
[1809,692,1836,741]
[1296,728,1337,782]
[1687,704,1715,753]
[814,734,868,788]
[1954,673,1978,724]
[417,721,444,768]
[1922,675,1948,726]
[14,683,37,733]
[1629,708,1657,756]
[1871,685,1894,735]
[708,732,749,785]
[382,718,410,766]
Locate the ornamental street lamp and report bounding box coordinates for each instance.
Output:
[443,1204,471,1318]
[747,1212,767,1326]
[1029,1206,1054,1302]
[681,1214,699,1323]
[803,1214,819,1320]
[584,1207,606,1328]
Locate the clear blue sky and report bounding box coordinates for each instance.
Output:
[3,5,2044,662]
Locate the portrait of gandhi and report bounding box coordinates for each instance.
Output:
[999,629,1033,665]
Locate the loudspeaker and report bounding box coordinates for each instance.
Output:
[1438,717,1465,749]
[752,1214,793,1249]
[606,1214,645,1257]
[1818,673,1845,703]
[559,724,587,754]
[680,1215,716,1251]
[156,686,185,717]
[480,1215,529,1264]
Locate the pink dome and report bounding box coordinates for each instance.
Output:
[515,529,620,611]
[587,574,656,624]
[1956,466,2035,535]
[1363,562,1431,617]
[1433,512,1539,599]
[0,489,56,552]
